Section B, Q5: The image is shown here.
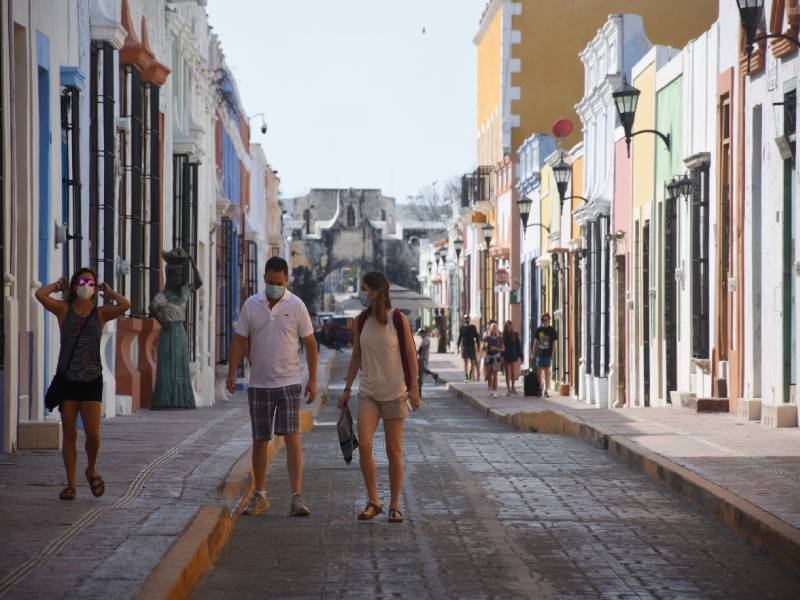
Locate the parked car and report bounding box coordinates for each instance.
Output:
[323,315,354,347]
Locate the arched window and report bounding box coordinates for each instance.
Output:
[347,205,356,227]
[380,209,386,221]
[303,208,311,235]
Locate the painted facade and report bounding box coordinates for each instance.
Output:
[1,0,280,453]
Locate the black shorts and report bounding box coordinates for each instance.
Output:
[461,347,477,361]
[63,377,103,402]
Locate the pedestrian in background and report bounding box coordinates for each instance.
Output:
[416,328,439,395]
[457,315,480,382]
[502,320,523,396]
[339,271,420,523]
[532,313,558,398]
[35,268,131,500]
[227,256,318,517]
[483,321,504,399]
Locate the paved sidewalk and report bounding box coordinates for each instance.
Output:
[425,350,800,571]
[0,346,335,600]
[194,354,800,598]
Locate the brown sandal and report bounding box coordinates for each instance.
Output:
[388,508,404,523]
[86,469,105,498]
[358,502,383,521]
[59,486,76,500]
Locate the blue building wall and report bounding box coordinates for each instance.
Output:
[37,32,51,408]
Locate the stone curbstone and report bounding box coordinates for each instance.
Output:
[140,352,338,600]
[448,384,800,576]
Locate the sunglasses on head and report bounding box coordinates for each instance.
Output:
[78,278,96,287]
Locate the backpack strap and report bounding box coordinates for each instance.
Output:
[392,309,412,392]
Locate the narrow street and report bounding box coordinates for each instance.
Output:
[194,352,800,599]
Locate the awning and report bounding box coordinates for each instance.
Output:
[389,284,440,311]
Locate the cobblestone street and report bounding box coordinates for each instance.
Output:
[194,354,800,599]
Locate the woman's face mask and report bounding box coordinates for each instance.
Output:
[358,290,370,307]
[76,284,95,301]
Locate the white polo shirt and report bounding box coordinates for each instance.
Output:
[234,289,314,389]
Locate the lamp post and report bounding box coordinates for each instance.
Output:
[453,237,463,260]
[552,156,572,203]
[516,196,532,230]
[612,81,671,157]
[738,1,800,68]
[482,223,494,249]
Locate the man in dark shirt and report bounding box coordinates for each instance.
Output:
[532,313,558,398]
[456,315,480,383]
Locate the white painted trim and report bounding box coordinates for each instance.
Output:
[473,0,503,45]
[656,50,684,91]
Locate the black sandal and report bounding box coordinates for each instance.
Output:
[59,486,76,500]
[86,468,105,498]
[358,502,383,521]
[388,508,404,523]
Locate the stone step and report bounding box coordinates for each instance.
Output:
[688,397,729,413]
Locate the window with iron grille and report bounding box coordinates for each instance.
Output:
[480,249,488,327]
[602,216,610,376]
[691,164,710,358]
[173,154,199,360]
[0,21,4,372]
[89,42,116,292]
[217,218,233,364]
[246,240,258,300]
[146,85,161,308]
[127,67,146,315]
[60,86,82,277]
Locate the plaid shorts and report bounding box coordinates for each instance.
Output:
[247,384,302,441]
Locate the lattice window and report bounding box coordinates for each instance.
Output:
[60,86,82,277]
[173,154,199,360]
[246,240,258,300]
[90,42,116,293]
[217,218,233,364]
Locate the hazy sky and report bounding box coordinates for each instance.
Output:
[206,0,486,202]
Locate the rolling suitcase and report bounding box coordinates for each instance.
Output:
[523,369,541,397]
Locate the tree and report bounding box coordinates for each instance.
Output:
[405,176,460,223]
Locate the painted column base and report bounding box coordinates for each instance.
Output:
[215,365,232,403]
[591,376,609,409]
[761,403,798,428]
[736,398,762,421]
[116,395,133,415]
[17,420,61,450]
[670,391,695,407]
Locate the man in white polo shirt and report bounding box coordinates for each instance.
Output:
[226,256,318,517]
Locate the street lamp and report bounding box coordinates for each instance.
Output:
[516,196,532,229]
[453,237,463,259]
[678,173,693,198]
[482,223,494,249]
[736,1,800,69]
[613,81,671,157]
[552,156,572,203]
[426,260,433,275]
[437,246,448,265]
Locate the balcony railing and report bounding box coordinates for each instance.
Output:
[460,166,493,207]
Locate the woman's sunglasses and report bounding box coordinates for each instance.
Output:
[78,278,96,287]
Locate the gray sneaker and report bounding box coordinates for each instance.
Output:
[290,494,311,517]
[244,493,270,516]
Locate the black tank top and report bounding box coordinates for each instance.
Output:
[57,305,103,382]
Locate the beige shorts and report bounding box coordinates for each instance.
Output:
[358,393,409,421]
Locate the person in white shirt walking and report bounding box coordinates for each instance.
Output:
[226,256,318,517]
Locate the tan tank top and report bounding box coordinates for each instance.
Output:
[358,316,407,401]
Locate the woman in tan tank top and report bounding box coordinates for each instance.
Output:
[339,272,420,523]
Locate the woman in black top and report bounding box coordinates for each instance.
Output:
[35,268,130,500]
[502,321,523,396]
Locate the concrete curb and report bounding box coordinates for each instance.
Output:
[449,384,800,576]
[139,352,338,600]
